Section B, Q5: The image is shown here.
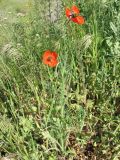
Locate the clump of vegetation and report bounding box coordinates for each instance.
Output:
[0,0,120,159]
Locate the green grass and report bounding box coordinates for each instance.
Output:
[0,0,120,159]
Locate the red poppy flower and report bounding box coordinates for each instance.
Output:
[42,50,58,67]
[65,5,85,25]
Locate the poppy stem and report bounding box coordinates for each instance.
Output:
[65,19,71,25]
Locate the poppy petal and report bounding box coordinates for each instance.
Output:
[42,50,51,64]
[71,17,79,23]
[42,56,50,65]
[71,5,80,14]
[65,8,71,18]
[51,52,58,59]
[76,16,85,24]
[48,59,58,67]
[43,50,51,58]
